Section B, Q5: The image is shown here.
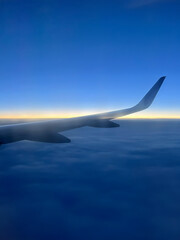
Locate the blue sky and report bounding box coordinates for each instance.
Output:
[0,0,179,118]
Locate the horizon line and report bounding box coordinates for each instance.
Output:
[0,115,180,120]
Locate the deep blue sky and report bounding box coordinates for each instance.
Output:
[0,0,179,118]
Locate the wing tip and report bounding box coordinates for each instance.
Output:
[155,76,166,92]
[159,76,166,82]
[156,76,166,88]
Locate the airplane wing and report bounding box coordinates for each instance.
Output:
[0,77,165,145]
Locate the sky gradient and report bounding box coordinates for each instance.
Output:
[0,0,179,118]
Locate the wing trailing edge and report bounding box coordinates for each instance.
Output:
[26,133,71,143]
[0,132,71,145]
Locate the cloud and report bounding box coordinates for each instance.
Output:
[0,120,180,239]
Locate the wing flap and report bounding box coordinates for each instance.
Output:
[26,133,71,143]
[0,132,71,144]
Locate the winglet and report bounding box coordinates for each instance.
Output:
[92,76,165,119]
[134,76,165,110]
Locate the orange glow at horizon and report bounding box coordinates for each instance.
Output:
[0,110,180,119]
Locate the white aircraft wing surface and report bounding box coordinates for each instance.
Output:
[0,77,165,145]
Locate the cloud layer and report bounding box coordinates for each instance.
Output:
[0,120,180,240]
